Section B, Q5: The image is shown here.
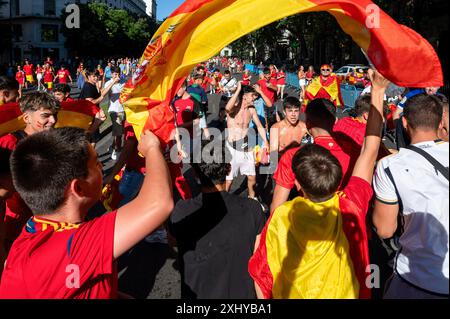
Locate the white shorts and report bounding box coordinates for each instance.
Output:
[226,142,256,180]
[299,79,306,87]
[277,84,286,88]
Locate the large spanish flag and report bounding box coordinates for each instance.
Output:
[120,0,443,142]
[0,100,98,137]
[249,195,360,299]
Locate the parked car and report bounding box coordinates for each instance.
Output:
[335,64,369,86]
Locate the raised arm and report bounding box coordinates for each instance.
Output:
[113,130,174,259]
[254,83,273,108]
[225,81,242,114]
[351,69,390,183]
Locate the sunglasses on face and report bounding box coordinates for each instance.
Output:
[321,69,330,72]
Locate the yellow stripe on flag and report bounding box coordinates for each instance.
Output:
[54,110,94,130]
[0,116,25,137]
[267,194,359,298]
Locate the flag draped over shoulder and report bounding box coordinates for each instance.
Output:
[249,195,359,299]
[305,75,344,106]
[120,0,443,142]
[0,100,98,137]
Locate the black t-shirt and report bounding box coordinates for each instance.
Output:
[79,82,100,102]
[169,191,266,299]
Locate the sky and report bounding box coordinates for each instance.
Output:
[154,0,186,21]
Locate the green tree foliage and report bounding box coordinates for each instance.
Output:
[61,3,158,59]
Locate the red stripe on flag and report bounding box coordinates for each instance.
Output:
[248,214,275,299]
[307,0,443,87]
[339,195,372,299]
[168,0,215,18]
[61,100,99,117]
[0,103,22,123]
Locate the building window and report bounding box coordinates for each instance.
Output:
[12,24,23,41]
[44,0,56,16]
[41,24,59,42]
[12,0,20,16]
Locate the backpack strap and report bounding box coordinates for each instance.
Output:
[406,144,449,181]
[384,167,405,237]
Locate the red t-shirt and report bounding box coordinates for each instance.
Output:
[44,70,53,83]
[15,71,24,84]
[0,132,18,151]
[333,118,391,160]
[57,69,70,84]
[23,64,33,76]
[333,117,366,147]
[124,123,145,174]
[273,135,360,190]
[0,133,33,244]
[173,97,195,137]
[257,78,277,104]
[276,71,286,85]
[215,73,222,82]
[36,67,43,75]
[242,74,251,86]
[0,211,118,299]
[270,70,277,80]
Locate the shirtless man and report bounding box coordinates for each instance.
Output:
[270,97,307,156]
[225,82,269,200]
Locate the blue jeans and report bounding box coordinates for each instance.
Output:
[118,169,145,207]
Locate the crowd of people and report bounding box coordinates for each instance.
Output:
[8,57,139,99]
[0,52,448,300]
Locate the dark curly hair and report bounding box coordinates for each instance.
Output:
[192,138,231,188]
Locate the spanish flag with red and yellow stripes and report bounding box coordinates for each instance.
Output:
[304,75,344,107]
[120,0,443,143]
[248,189,371,299]
[0,100,98,137]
